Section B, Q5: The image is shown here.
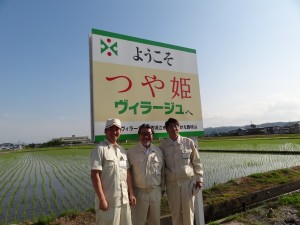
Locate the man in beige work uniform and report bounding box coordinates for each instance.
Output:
[159,118,204,225]
[91,118,136,225]
[127,124,164,225]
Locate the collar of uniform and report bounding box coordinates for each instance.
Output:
[168,135,181,145]
[104,139,119,149]
[139,142,152,152]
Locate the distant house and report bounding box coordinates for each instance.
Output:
[53,135,91,145]
[235,128,247,136]
[13,144,23,150]
[289,122,300,134]
[265,126,280,134]
[0,143,14,150]
[278,126,290,134]
[246,124,267,135]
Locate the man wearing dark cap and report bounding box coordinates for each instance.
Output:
[91,118,136,225]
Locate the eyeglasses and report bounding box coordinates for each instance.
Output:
[140,132,153,136]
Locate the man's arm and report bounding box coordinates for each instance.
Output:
[91,170,108,210]
[127,170,136,206]
[160,150,166,194]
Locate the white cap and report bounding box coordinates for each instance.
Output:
[105,118,121,129]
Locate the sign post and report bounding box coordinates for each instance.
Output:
[191,136,205,225]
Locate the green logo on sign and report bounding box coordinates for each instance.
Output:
[100,38,118,56]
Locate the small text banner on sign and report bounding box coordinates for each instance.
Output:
[89,28,204,142]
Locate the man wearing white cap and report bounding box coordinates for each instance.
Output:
[91,118,136,225]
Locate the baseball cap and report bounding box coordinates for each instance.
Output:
[105,118,121,129]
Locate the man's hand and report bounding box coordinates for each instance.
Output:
[195,181,203,189]
[99,198,109,211]
[129,194,136,206]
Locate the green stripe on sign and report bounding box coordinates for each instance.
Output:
[92,28,196,54]
[95,134,139,142]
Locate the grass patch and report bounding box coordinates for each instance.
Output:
[58,209,80,218]
[279,192,300,208]
[32,214,55,225]
[203,166,300,206]
[249,167,300,184]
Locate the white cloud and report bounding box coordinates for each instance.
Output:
[203,93,300,128]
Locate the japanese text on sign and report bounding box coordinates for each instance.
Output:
[106,75,192,99]
[121,124,198,132]
[133,46,174,66]
[115,100,195,115]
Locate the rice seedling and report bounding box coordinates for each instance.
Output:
[1,138,300,224]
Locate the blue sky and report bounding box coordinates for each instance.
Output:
[1,0,300,143]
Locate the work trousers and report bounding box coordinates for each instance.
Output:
[131,187,161,225]
[96,202,132,225]
[166,179,195,225]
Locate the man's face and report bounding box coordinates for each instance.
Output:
[139,127,153,148]
[166,123,179,140]
[105,125,121,144]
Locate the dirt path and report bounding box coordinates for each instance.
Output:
[218,205,300,225]
[18,204,299,225]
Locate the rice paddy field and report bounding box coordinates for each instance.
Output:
[1,135,300,224]
[199,134,300,151]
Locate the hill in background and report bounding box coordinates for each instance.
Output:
[204,121,299,136]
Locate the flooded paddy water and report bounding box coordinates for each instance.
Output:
[0,145,300,224]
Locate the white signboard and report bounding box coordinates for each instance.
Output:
[89,28,203,142]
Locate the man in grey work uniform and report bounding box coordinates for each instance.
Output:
[159,118,204,225]
[91,118,136,225]
[127,124,164,225]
